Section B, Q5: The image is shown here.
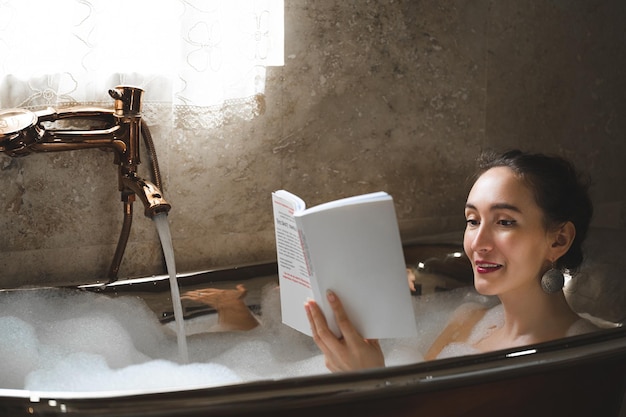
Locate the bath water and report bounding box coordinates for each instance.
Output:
[153,213,189,364]
[0,285,495,392]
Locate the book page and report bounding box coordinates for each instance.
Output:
[298,191,390,215]
[271,191,314,335]
[295,194,417,339]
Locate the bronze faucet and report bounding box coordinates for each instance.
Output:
[0,86,171,282]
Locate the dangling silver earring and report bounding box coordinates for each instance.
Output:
[541,266,565,294]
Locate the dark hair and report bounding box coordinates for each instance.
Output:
[474,149,593,272]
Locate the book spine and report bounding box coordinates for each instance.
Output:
[297,228,313,277]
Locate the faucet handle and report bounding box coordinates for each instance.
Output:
[121,173,171,218]
[0,108,44,155]
[108,88,124,100]
[109,86,144,116]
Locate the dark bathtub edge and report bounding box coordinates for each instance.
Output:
[1,326,625,416]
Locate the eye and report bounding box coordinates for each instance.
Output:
[497,219,517,227]
[465,218,479,227]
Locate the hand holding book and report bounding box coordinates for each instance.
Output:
[305,290,386,372]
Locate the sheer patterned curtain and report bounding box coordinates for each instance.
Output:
[0,0,284,129]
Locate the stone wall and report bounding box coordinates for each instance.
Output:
[1,0,624,288]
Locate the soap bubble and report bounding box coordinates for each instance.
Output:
[0,285,487,392]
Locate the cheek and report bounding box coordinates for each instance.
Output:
[502,234,549,269]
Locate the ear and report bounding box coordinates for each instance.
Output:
[548,221,576,262]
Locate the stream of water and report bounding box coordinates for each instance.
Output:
[153,213,189,363]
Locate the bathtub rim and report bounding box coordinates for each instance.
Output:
[1,325,624,415]
[2,239,624,415]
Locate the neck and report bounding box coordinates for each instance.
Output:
[496,285,579,346]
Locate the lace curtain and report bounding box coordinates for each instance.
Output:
[0,0,284,129]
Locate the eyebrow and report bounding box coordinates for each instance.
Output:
[465,203,522,213]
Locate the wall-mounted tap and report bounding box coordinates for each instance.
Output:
[0,85,170,282]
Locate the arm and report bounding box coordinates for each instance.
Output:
[182,284,259,331]
[305,290,385,372]
[424,303,487,360]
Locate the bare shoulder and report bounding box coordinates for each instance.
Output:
[567,317,602,336]
[450,302,488,320]
[424,302,488,360]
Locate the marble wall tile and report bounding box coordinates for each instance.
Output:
[485,2,626,195]
[0,0,624,288]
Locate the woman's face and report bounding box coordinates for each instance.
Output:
[463,166,553,296]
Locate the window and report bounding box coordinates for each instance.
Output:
[0,0,284,128]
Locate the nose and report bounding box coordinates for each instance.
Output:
[466,223,493,254]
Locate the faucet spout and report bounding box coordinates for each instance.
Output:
[121,173,171,218]
[0,85,172,283]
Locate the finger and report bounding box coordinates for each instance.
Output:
[182,289,204,297]
[407,268,416,292]
[305,301,333,354]
[181,293,206,301]
[304,300,319,334]
[235,284,248,298]
[326,290,362,343]
[305,300,346,355]
[180,293,198,300]
[306,300,333,342]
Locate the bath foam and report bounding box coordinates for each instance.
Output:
[184,285,329,380]
[25,353,241,392]
[0,286,330,391]
[40,315,152,369]
[0,285,492,392]
[0,317,39,388]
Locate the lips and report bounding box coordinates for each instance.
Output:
[474,261,503,274]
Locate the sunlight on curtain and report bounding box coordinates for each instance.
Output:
[0,0,284,129]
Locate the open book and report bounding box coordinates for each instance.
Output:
[271,190,417,339]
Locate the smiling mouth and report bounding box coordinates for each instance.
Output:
[475,262,503,273]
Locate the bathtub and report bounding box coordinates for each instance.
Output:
[1,240,625,417]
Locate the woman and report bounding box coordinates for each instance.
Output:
[305,149,598,372]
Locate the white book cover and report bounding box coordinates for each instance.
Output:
[272,190,417,339]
